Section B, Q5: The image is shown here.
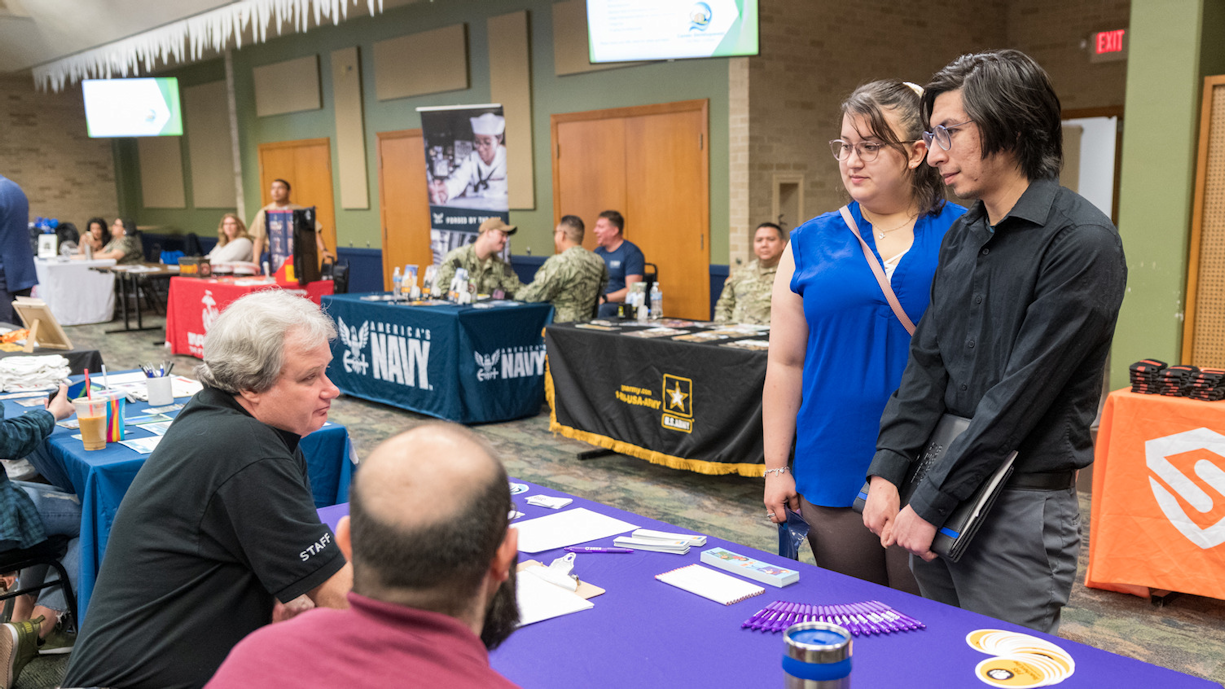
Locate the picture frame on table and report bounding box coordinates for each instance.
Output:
[13,296,73,351]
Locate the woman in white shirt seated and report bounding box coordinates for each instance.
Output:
[207,213,254,263]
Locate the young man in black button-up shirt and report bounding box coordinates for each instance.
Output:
[861,49,1127,633]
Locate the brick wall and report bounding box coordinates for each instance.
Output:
[742,0,1129,238]
[0,75,119,230]
[1007,0,1130,111]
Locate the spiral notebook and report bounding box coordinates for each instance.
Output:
[655,564,765,605]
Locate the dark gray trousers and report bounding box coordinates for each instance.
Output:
[911,486,1081,634]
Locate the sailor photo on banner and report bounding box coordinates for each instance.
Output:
[417,104,511,265]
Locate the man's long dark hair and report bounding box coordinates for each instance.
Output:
[921,49,1063,181]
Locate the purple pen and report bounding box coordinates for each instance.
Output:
[768,603,790,633]
[742,601,780,630]
[868,600,925,630]
[852,603,897,633]
[755,607,780,632]
[868,603,912,633]
[835,605,865,636]
[741,605,770,629]
[564,547,633,553]
[775,603,798,632]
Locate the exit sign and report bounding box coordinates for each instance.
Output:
[1090,29,1127,63]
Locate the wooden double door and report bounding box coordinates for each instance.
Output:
[376,129,432,290]
[552,100,710,319]
[256,138,337,258]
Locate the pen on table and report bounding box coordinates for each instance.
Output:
[563,547,633,554]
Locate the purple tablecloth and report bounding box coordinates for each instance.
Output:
[317,481,1214,688]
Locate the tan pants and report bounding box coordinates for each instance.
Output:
[798,495,920,595]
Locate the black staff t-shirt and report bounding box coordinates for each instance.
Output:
[63,387,346,689]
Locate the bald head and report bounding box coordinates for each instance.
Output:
[349,423,511,614]
[357,424,502,529]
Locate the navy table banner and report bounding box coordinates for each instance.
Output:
[546,321,767,476]
[323,294,553,423]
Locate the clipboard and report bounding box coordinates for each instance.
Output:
[518,561,605,599]
[12,297,72,351]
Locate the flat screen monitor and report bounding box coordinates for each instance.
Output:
[587,0,759,63]
[82,78,183,138]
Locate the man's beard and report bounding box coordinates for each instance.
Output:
[480,559,520,650]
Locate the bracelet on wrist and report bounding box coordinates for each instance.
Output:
[763,466,790,478]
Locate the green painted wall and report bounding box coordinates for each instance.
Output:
[1110,0,1215,387]
[119,0,731,263]
[116,58,232,233]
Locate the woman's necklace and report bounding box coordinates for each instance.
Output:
[862,209,917,239]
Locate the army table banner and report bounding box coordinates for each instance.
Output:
[1086,390,1225,601]
[418,104,511,265]
[165,276,333,358]
[546,322,768,476]
[323,294,553,423]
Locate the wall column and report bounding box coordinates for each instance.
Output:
[1111,0,1206,386]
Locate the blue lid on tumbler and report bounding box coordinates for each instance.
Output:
[783,622,852,687]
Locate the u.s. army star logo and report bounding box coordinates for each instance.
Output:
[662,374,692,418]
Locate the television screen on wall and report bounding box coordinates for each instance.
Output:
[82,78,183,138]
[587,0,759,63]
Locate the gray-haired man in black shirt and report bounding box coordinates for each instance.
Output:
[64,291,353,689]
[861,50,1127,633]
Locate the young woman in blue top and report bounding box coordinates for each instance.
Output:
[762,80,966,592]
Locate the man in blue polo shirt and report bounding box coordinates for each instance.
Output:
[592,210,644,318]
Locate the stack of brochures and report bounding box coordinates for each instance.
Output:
[700,547,799,587]
[614,529,706,554]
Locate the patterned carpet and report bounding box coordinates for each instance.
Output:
[12,314,1225,687]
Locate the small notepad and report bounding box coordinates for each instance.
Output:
[655,564,764,606]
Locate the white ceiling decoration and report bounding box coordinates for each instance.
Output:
[32,0,384,92]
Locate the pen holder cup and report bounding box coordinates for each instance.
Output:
[146,376,175,407]
[783,622,852,689]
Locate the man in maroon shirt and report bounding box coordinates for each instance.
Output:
[206,423,521,688]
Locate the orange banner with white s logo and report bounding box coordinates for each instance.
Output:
[1086,390,1225,600]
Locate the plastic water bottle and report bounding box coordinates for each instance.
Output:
[392,266,402,301]
[650,284,663,320]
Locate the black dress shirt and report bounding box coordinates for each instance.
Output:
[867,178,1127,528]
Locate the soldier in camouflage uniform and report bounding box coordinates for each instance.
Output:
[714,222,787,324]
[436,217,523,297]
[520,215,609,322]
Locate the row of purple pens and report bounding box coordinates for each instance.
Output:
[740,600,925,636]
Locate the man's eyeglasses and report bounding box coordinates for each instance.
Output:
[921,120,973,151]
[828,139,916,162]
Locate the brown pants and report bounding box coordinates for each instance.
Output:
[798,495,920,595]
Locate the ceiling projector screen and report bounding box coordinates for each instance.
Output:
[82,78,183,138]
[587,0,759,63]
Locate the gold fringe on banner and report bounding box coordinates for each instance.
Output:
[545,366,766,478]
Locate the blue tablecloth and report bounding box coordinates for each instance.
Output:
[9,374,354,621]
[317,483,1216,689]
[322,294,553,423]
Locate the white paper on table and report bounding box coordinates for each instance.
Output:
[513,507,637,553]
[102,371,151,385]
[172,376,203,398]
[119,436,162,454]
[515,567,594,626]
[141,422,173,436]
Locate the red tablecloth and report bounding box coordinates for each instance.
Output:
[165,276,333,357]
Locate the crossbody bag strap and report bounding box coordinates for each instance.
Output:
[839,205,916,336]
